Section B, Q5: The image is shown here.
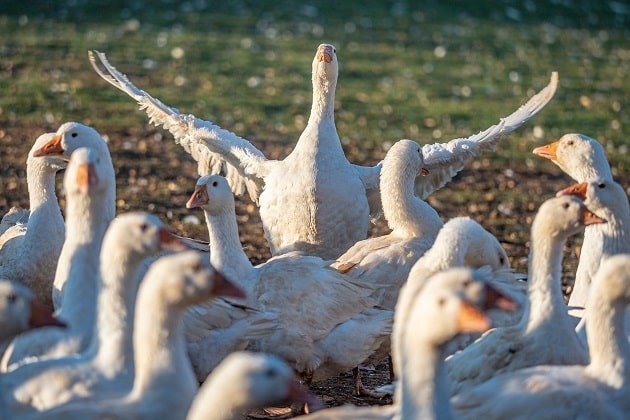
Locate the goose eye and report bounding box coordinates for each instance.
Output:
[499,255,505,265]
[333,48,336,53]
[567,140,574,146]
[264,368,277,378]
[192,262,202,272]
[7,293,17,304]
[139,223,149,232]
[71,132,78,138]
[437,297,446,307]
[598,183,606,189]
[562,202,570,209]
[211,181,218,187]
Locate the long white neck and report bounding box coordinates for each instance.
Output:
[23,157,64,245]
[585,293,629,388]
[89,246,143,376]
[520,225,570,332]
[203,206,253,282]
[381,161,442,238]
[571,209,630,309]
[54,189,112,324]
[130,295,198,414]
[399,340,452,420]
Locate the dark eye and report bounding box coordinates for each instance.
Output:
[192,262,202,272]
[567,140,574,146]
[7,293,17,304]
[437,297,446,307]
[562,202,570,209]
[211,181,218,187]
[140,223,149,232]
[333,48,336,53]
[499,255,505,265]
[265,368,277,378]
[71,132,78,138]
[598,183,606,189]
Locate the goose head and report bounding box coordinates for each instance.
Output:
[407,268,503,346]
[534,195,606,239]
[64,147,108,197]
[382,139,429,179]
[28,133,67,172]
[0,279,66,341]
[186,174,234,215]
[33,122,109,162]
[557,177,628,222]
[312,43,338,95]
[103,213,189,260]
[146,251,244,308]
[532,133,610,181]
[189,351,322,418]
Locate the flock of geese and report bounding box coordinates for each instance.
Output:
[0,43,628,419]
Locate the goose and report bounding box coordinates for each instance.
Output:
[186,174,392,383]
[330,139,441,396]
[0,280,65,345]
[2,146,116,372]
[378,216,523,396]
[31,121,116,310]
[444,196,605,395]
[453,254,630,419]
[187,352,321,420]
[1,213,188,414]
[532,133,612,182]
[0,133,66,310]
[24,251,244,420]
[89,47,558,259]
[302,267,513,420]
[557,179,630,319]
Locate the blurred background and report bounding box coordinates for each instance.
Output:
[0,0,628,277]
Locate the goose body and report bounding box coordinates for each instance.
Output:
[90,46,557,259]
[0,133,66,310]
[2,143,116,372]
[444,196,603,394]
[0,213,186,415]
[453,254,630,419]
[186,174,391,381]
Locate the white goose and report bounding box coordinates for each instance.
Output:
[32,121,116,309]
[186,174,392,382]
[0,133,66,310]
[444,196,604,395]
[25,251,244,420]
[533,133,612,182]
[2,146,116,372]
[187,352,320,420]
[302,268,510,420]
[89,46,558,259]
[1,213,187,415]
[557,179,630,319]
[0,280,65,345]
[453,254,630,419]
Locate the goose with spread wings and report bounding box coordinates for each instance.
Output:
[89,45,558,259]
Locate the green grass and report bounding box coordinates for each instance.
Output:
[1,0,628,174]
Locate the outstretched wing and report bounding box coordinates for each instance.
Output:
[417,72,559,199]
[89,50,271,202]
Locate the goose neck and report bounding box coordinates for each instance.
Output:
[204,207,252,279]
[309,72,336,125]
[585,295,629,387]
[26,158,57,210]
[521,228,568,331]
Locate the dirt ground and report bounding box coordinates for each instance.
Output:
[0,123,583,414]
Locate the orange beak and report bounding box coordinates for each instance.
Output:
[316,45,333,64]
[76,162,98,194]
[33,134,64,158]
[186,186,209,209]
[457,300,492,334]
[158,228,191,251]
[29,300,67,329]
[211,270,246,299]
[582,208,607,226]
[557,182,588,200]
[532,140,560,161]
